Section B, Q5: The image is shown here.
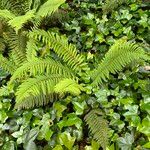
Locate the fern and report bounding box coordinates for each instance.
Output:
[15,75,63,109]
[0,55,16,74]
[84,109,109,150]
[29,29,87,72]
[9,58,74,83]
[0,0,65,32]
[0,0,29,15]
[91,38,149,86]
[26,38,38,60]
[54,78,84,96]
[8,9,35,33]
[36,0,65,18]
[0,9,15,20]
[4,31,27,67]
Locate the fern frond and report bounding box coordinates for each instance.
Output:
[102,0,129,14]
[15,75,63,109]
[3,31,27,67]
[8,9,35,33]
[0,0,28,15]
[91,38,149,86]
[0,54,16,74]
[26,38,38,61]
[84,109,109,150]
[0,9,15,20]
[29,29,87,72]
[36,0,65,18]
[0,86,10,96]
[0,38,5,52]
[9,58,74,83]
[54,78,84,96]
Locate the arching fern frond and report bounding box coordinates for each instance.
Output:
[0,55,16,74]
[3,31,27,67]
[54,78,84,96]
[0,0,28,15]
[8,9,35,33]
[15,75,63,109]
[84,109,109,150]
[9,58,74,83]
[36,0,65,18]
[0,86,10,96]
[91,38,149,86]
[26,38,38,61]
[29,29,87,72]
[0,9,15,20]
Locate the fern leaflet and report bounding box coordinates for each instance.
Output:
[36,0,65,18]
[9,58,74,83]
[54,78,84,96]
[15,75,63,109]
[84,109,109,150]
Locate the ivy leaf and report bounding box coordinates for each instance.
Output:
[2,141,16,150]
[57,113,82,130]
[37,114,53,141]
[0,110,8,123]
[120,10,132,20]
[138,14,148,28]
[25,141,37,150]
[38,125,53,141]
[24,127,39,150]
[143,142,150,148]
[138,116,150,136]
[72,101,86,115]
[124,105,138,116]
[91,140,100,150]
[140,102,150,114]
[58,132,75,150]
[53,145,63,150]
[118,133,134,150]
[53,102,67,118]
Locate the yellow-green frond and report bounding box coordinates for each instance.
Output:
[29,29,87,72]
[0,9,16,20]
[91,38,149,86]
[15,75,63,109]
[26,39,38,61]
[36,0,65,18]
[3,31,27,67]
[0,0,28,15]
[8,9,35,33]
[54,78,84,96]
[84,110,109,150]
[9,58,74,83]
[0,54,16,74]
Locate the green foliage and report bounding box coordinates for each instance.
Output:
[54,78,83,96]
[84,109,109,150]
[29,29,87,72]
[9,58,74,82]
[0,0,150,149]
[0,9,15,20]
[9,10,35,32]
[15,75,61,109]
[36,0,66,18]
[0,0,66,32]
[91,38,148,86]
[0,55,16,74]
[102,0,129,14]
